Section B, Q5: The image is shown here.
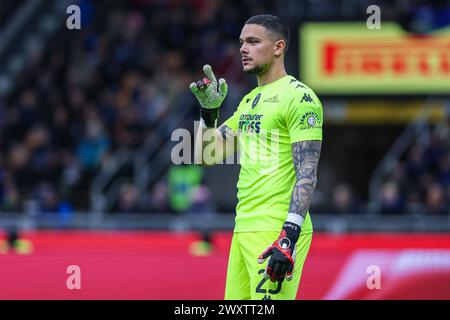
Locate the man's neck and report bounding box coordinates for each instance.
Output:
[257,64,287,87]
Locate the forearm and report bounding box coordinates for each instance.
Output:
[258,141,321,283]
[287,140,322,226]
[194,124,217,166]
[288,172,317,221]
[194,123,237,166]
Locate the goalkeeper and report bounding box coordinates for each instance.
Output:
[190,14,322,300]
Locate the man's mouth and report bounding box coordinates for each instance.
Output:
[242,57,252,65]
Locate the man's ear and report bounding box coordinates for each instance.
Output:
[274,39,286,57]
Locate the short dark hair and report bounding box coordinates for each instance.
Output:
[245,14,290,53]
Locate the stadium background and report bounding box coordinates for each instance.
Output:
[0,0,449,299]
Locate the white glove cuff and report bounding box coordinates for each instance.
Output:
[200,118,208,128]
[200,117,217,128]
[286,213,305,228]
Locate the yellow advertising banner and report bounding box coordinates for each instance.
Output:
[324,101,447,124]
[300,23,450,94]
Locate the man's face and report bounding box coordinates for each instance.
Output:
[239,24,278,75]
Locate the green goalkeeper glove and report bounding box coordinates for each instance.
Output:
[189,64,228,128]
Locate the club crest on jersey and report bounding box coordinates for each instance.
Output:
[252,93,261,109]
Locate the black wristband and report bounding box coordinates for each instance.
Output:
[200,107,219,128]
[282,221,301,245]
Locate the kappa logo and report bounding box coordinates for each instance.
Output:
[263,94,279,103]
[290,79,306,89]
[300,93,314,104]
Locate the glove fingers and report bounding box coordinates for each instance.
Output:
[258,246,272,264]
[286,263,294,281]
[218,78,228,96]
[278,264,287,282]
[203,64,217,84]
[272,263,281,280]
[263,265,272,280]
[270,271,277,283]
[266,266,275,282]
[286,244,296,281]
[272,263,287,282]
[190,82,199,94]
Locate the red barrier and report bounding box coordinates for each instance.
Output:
[1,231,450,299]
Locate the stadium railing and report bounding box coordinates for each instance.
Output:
[1,212,449,232]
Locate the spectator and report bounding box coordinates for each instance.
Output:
[76,110,111,170]
[113,182,141,213]
[32,182,60,213]
[1,181,21,212]
[149,181,171,213]
[437,155,450,187]
[406,143,426,182]
[380,181,404,214]
[189,184,216,214]
[330,183,360,214]
[425,182,448,215]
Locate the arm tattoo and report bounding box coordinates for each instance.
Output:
[217,124,235,141]
[289,140,322,219]
[218,125,231,141]
[216,124,238,162]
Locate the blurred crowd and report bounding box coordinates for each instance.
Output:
[0,0,449,216]
[317,122,450,216]
[0,0,23,28]
[379,123,450,215]
[0,0,272,214]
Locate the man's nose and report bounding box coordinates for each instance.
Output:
[240,44,248,55]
